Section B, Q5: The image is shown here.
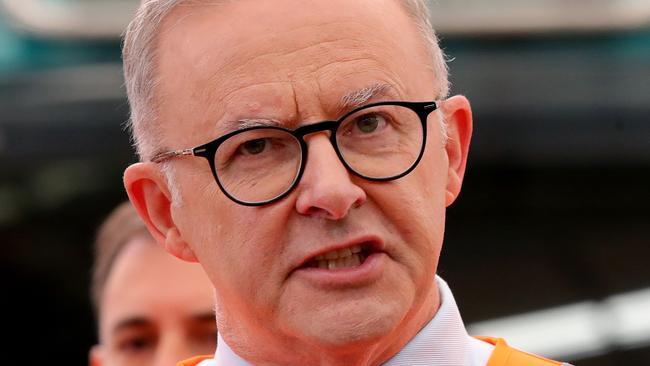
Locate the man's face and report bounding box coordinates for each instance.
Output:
[139,0,469,361]
[92,236,216,366]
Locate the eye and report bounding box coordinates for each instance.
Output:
[350,113,390,135]
[356,114,382,133]
[190,328,218,351]
[117,334,156,355]
[239,138,267,155]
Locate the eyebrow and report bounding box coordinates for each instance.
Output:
[190,311,217,324]
[111,316,152,335]
[221,118,282,132]
[338,83,396,111]
[110,311,214,335]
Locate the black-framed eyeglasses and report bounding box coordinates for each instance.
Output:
[152,100,439,206]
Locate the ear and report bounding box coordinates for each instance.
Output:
[123,163,199,262]
[89,345,103,366]
[441,95,473,207]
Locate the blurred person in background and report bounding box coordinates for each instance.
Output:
[89,202,217,366]
[121,0,575,365]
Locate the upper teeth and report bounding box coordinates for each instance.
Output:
[314,245,362,260]
[311,245,365,270]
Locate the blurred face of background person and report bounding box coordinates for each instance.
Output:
[89,202,217,366]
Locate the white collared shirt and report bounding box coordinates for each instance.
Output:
[199,276,494,366]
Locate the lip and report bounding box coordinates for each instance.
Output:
[291,235,387,289]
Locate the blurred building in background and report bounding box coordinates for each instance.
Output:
[0,1,648,365]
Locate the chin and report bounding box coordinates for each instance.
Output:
[288,297,407,349]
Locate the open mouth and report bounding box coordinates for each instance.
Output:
[302,243,377,270]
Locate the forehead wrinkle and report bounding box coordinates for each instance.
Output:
[202,34,369,93]
[228,45,348,82]
[207,81,289,113]
[195,80,294,138]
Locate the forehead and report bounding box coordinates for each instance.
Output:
[99,238,214,333]
[155,0,434,145]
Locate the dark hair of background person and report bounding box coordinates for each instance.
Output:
[90,201,149,315]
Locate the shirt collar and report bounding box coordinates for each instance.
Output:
[210,276,479,366]
[382,276,471,366]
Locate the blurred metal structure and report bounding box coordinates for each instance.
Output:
[469,286,650,360]
[0,0,138,39]
[431,0,650,35]
[3,0,650,39]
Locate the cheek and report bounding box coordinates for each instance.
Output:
[403,164,448,265]
[376,156,448,241]
[177,194,293,309]
[365,153,448,278]
[393,188,444,268]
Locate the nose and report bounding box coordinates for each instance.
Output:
[154,333,194,366]
[295,134,366,219]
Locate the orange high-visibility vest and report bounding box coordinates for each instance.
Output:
[177,337,571,366]
[177,355,213,366]
[477,337,571,366]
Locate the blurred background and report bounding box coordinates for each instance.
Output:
[0,0,648,364]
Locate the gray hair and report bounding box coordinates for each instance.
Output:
[123,0,449,162]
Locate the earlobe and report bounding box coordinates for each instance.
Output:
[441,95,473,207]
[123,163,198,262]
[165,226,199,262]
